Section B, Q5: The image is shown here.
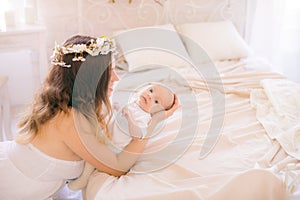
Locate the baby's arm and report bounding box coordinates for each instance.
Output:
[122,106,144,139]
[68,162,95,190]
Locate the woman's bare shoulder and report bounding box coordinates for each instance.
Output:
[30,109,83,160]
[54,109,73,125]
[55,108,93,139]
[53,109,79,136]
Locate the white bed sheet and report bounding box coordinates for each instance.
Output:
[83,58,299,200]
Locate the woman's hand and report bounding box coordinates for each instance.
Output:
[151,94,180,123]
[147,94,180,136]
[166,94,180,118]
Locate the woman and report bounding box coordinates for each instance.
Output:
[0,35,179,199]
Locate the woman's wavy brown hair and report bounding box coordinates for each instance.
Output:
[16,35,112,143]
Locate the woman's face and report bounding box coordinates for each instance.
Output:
[107,61,119,97]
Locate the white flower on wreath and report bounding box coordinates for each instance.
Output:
[50,36,116,68]
[69,44,87,53]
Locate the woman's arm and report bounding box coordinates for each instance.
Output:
[148,94,180,133]
[60,95,179,177]
[60,109,150,177]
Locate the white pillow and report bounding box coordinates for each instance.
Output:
[177,20,251,62]
[114,24,191,72]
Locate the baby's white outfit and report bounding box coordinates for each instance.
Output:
[127,101,151,129]
[111,102,151,151]
[0,140,84,200]
[116,101,151,136]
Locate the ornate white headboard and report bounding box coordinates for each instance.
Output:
[37,0,252,54]
[76,0,250,36]
[166,0,250,37]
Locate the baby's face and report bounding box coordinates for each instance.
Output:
[138,85,174,113]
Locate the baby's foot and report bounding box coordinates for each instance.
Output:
[68,178,88,190]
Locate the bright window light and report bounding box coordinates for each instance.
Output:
[0,0,10,29]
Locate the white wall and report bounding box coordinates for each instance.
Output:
[0,0,252,108]
[35,0,248,57]
[0,50,35,106]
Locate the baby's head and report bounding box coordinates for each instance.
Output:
[137,83,174,114]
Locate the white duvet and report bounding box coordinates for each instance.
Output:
[83,59,295,200]
[251,79,300,160]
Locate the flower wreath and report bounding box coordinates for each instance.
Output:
[51,36,116,68]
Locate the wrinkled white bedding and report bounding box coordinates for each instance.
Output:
[251,79,300,160]
[83,59,298,200]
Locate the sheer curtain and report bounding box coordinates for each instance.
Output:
[249,0,300,83]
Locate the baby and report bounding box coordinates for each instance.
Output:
[117,83,175,138]
[68,83,175,190]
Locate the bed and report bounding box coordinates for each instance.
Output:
[60,1,300,199]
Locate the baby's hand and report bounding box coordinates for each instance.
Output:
[121,106,130,118]
[113,102,120,111]
[122,106,143,139]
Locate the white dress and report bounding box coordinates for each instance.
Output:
[0,140,84,200]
